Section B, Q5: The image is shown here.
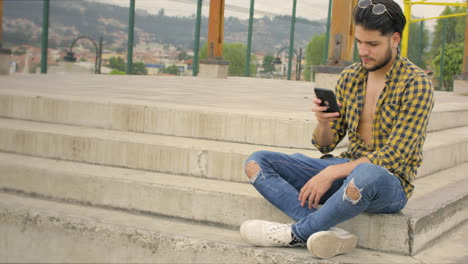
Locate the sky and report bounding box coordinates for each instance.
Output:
[91,0,466,29]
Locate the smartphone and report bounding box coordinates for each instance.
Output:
[314,88,340,116]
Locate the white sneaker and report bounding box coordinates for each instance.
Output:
[307,227,358,258]
[240,220,297,247]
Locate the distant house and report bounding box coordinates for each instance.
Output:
[145,64,165,75]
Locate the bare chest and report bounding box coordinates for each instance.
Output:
[358,78,386,145]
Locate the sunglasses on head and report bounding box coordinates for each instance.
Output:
[358,0,395,22]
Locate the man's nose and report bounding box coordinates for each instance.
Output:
[358,45,370,57]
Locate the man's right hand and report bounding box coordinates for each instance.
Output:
[311,98,341,123]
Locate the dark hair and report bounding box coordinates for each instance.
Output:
[353,0,406,37]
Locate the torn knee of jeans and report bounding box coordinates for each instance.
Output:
[343,179,363,205]
[244,161,262,183]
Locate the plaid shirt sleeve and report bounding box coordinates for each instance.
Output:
[365,75,434,173]
[312,70,349,154]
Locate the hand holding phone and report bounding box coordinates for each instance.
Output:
[314,88,340,117]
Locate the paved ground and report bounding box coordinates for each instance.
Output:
[2,73,466,119]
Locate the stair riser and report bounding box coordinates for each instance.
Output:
[0,128,250,182]
[0,128,324,183]
[0,94,314,149]
[2,94,468,149]
[418,141,468,178]
[428,110,468,132]
[411,197,468,255]
[0,164,291,228]
[0,127,466,183]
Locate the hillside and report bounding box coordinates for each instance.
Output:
[3,0,326,53]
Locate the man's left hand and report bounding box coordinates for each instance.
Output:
[299,165,339,209]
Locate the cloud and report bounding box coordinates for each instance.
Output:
[88,0,463,29]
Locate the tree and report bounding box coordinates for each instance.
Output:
[13,46,27,56]
[432,42,463,91]
[431,6,466,56]
[107,56,125,72]
[132,62,148,75]
[407,20,430,69]
[199,43,257,77]
[177,51,191,61]
[163,65,180,75]
[303,33,326,81]
[109,69,126,75]
[158,8,165,17]
[430,6,466,90]
[262,54,275,73]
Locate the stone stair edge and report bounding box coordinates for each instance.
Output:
[0,90,314,120]
[0,191,429,264]
[0,117,321,154]
[0,118,467,182]
[0,192,316,264]
[2,89,468,121]
[0,151,465,229]
[1,92,468,150]
[2,117,468,153]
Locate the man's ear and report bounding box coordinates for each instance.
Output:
[392,32,401,48]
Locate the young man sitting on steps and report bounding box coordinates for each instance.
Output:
[240,0,434,258]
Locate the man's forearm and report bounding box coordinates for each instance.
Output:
[330,157,371,180]
[313,121,336,147]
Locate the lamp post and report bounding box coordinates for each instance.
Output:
[273,47,302,81]
[64,36,103,74]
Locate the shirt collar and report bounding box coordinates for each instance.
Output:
[385,50,403,81]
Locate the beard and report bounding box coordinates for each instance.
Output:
[361,45,393,72]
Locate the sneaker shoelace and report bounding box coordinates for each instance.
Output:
[267,224,291,245]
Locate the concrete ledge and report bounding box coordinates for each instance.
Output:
[198,59,229,79]
[1,152,467,255]
[1,92,467,149]
[453,75,468,95]
[1,192,433,263]
[313,65,346,90]
[0,48,12,75]
[0,93,316,149]
[0,118,325,182]
[416,127,468,178]
[0,193,309,264]
[1,119,467,181]
[0,152,291,227]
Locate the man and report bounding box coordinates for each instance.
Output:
[240,0,434,259]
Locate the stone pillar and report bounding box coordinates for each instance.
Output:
[313,65,345,90]
[453,75,468,95]
[0,48,11,75]
[198,59,229,79]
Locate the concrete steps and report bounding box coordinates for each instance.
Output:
[0,118,322,183]
[1,75,467,262]
[1,152,467,255]
[1,91,468,149]
[0,118,467,183]
[2,191,466,263]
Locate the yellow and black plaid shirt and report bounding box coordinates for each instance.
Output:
[312,54,434,198]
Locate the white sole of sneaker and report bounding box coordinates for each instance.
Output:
[307,230,358,258]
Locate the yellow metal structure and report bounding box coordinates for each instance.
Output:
[207,0,225,58]
[401,0,468,57]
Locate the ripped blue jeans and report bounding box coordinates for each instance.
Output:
[245,150,408,243]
